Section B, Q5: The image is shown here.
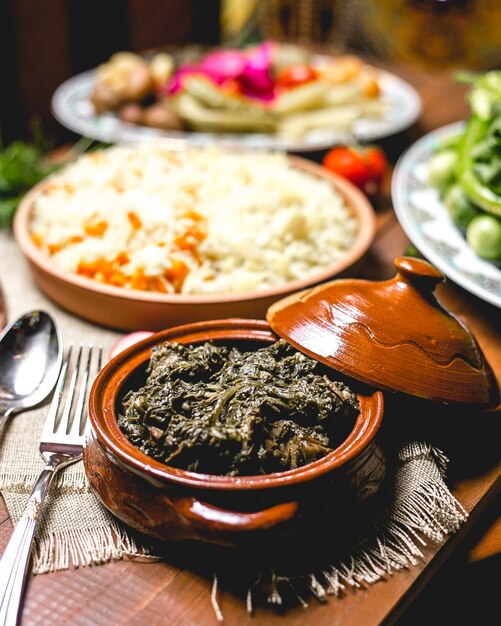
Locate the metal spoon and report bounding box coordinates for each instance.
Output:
[0,310,62,436]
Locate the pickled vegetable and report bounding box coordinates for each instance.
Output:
[89,42,385,139]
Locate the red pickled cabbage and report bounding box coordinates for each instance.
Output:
[161,42,279,101]
[239,41,276,99]
[199,50,247,82]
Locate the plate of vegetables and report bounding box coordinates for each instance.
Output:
[51,41,421,152]
[392,71,501,309]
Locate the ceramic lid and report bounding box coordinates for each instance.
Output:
[266,256,499,407]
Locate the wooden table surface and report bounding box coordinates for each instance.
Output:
[1,59,500,626]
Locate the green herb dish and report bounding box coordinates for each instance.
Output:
[85,318,385,545]
[118,339,359,477]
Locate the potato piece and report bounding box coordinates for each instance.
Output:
[142,103,184,130]
[118,103,145,125]
[90,83,123,113]
[126,63,154,101]
[109,51,144,66]
[96,52,145,96]
[93,51,154,106]
[150,53,175,88]
[315,55,364,84]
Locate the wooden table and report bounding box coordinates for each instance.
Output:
[1,61,500,626]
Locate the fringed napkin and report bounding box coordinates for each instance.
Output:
[205,441,467,619]
[0,231,468,618]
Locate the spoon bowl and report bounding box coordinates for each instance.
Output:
[0,310,62,434]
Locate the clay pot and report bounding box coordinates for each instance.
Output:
[85,319,385,546]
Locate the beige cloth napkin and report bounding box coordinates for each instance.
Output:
[0,231,150,572]
[0,230,468,616]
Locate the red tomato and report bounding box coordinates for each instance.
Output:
[276,64,317,89]
[322,147,370,189]
[322,145,388,194]
[364,146,389,185]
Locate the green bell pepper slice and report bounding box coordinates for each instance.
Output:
[458,115,501,217]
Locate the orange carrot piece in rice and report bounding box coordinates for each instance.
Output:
[108,271,127,287]
[116,251,130,266]
[127,211,142,229]
[48,243,62,255]
[165,258,189,292]
[77,259,101,277]
[31,233,42,247]
[131,269,148,291]
[84,220,108,236]
[147,276,168,293]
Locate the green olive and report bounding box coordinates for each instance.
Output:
[466,214,501,260]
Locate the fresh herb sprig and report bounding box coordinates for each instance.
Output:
[0,141,57,229]
[0,134,105,230]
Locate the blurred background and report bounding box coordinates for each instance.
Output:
[2,0,501,146]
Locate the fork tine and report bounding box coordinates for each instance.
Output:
[58,345,82,435]
[41,344,73,440]
[40,343,103,446]
[83,346,103,438]
[69,345,93,438]
[96,345,103,374]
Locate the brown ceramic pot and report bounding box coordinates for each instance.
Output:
[85,319,385,547]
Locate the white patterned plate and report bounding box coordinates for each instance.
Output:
[392,122,501,309]
[50,61,421,153]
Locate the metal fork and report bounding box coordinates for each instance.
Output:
[0,344,102,626]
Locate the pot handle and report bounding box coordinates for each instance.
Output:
[171,496,299,533]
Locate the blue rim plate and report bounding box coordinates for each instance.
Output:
[392,122,501,309]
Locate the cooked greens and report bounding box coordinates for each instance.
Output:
[118,339,359,476]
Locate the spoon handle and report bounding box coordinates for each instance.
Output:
[0,462,60,626]
[0,407,15,438]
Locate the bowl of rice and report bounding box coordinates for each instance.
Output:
[13,145,376,331]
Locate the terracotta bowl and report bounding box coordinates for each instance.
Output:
[13,156,376,332]
[85,318,385,547]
